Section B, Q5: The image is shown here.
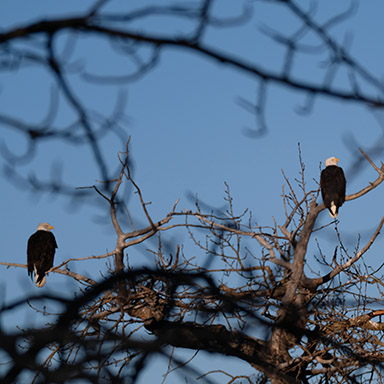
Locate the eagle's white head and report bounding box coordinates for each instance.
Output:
[37,223,54,232]
[325,157,339,167]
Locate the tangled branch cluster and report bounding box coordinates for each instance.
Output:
[1,143,384,383]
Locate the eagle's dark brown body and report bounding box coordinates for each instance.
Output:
[27,224,57,287]
[320,164,346,218]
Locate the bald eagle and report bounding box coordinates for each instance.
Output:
[320,157,346,218]
[27,223,57,287]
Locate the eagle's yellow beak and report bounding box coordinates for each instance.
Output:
[49,225,55,230]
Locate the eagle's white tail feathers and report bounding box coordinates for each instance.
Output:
[34,265,46,288]
[329,202,338,218]
[35,276,46,288]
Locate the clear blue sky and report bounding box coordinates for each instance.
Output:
[1,0,384,382]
